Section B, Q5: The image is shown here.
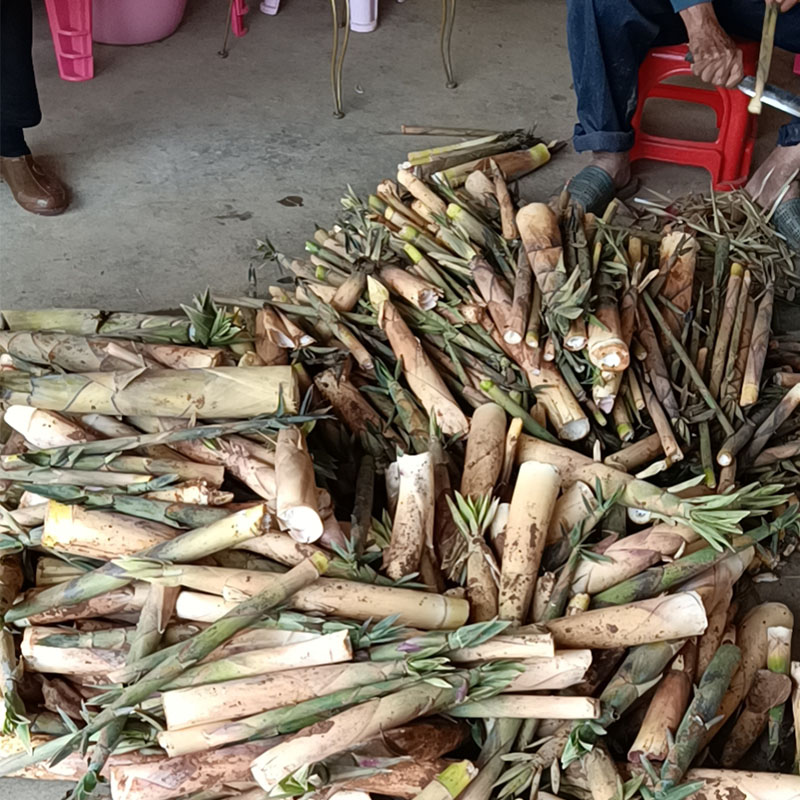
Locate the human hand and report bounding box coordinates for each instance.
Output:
[681,3,744,88]
[766,0,797,13]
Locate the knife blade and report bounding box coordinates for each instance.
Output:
[736,75,800,117]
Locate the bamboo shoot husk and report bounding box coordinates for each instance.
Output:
[741,285,774,406]
[21,628,126,679]
[660,643,741,790]
[516,204,564,305]
[162,660,411,731]
[582,744,622,800]
[531,570,555,622]
[7,504,270,624]
[41,500,178,559]
[0,330,224,371]
[460,403,506,498]
[658,231,698,339]
[499,460,560,624]
[702,602,794,748]
[413,760,476,800]
[698,596,733,677]
[506,650,592,691]
[254,308,290,365]
[5,743,163,782]
[275,426,321,543]
[1,366,299,418]
[742,384,800,462]
[641,380,683,463]
[3,405,97,449]
[504,251,532,345]
[384,451,435,581]
[109,742,274,800]
[369,279,468,436]
[147,634,349,691]
[333,760,454,800]
[636,300,679,421]
[571,523,697,595]
[592,369,622,415]
[681,769,800,800]
[170,575,469,629]
[518,436,703,521]
[20,582,151,625]
[628,641,696,764]
[448,694,599,719]
[379,267,442,311]
[720,668,791,767]
[250,673,474,792]
[397,169,447,216]
[544,591,707,648]
[488,161,516,243]
[314,368,384,437]
[587,286,629,372]
[464,171,495,206]
[446,631,554,662]
[145,480,233,506]
[547,481,597,545]
[530,363,590,441]
[709,263,745,399]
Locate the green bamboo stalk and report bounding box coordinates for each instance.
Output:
[478,380,557,444]
[369,620,509,662]
[21,486,230,528]
[704,236,730,375]
[162,672,435,755]
[699,421,716,488]
[5,504,269,623]
[0,555,328,777]
[766,625,791,759]
[0,309,192,342]
[642,292,734,436]
[591,534,759,607]
[659,644,741,791]
[17,417,297,463]
[562,640,685,766]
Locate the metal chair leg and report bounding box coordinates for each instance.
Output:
[329,0,351,118]
[440,0,457,88]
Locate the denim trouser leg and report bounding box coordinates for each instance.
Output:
[567,0,800,153]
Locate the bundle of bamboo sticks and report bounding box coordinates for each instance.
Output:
[1,130,800,800]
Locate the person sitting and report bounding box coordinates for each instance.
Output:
[564,0,799,249]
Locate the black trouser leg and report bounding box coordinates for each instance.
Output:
[1,0,41,157]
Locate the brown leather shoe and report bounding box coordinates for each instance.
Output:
[0,155,68,215]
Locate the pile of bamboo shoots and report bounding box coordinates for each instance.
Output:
[2,129,800,800]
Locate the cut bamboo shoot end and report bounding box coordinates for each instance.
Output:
[506,650,593,691]
[447,694,600,719]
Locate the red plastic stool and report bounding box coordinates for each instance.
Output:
[630,43,759,190]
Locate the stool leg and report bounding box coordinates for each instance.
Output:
[719,88,754,187]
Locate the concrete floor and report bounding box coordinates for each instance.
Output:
[0,0,795,311]
[1,0,799,796]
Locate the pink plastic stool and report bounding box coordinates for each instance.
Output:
[232,0,250,37]
[43,0,93,81]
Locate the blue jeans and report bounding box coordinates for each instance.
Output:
[567,0,800,153]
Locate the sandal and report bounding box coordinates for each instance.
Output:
[566,165,639,215]
[772,197,800,253]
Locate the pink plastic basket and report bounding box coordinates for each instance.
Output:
[92,0,188,45]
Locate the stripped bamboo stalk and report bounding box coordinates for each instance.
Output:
[741,283,775,407]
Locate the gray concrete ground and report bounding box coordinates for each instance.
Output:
[1,0,798,796]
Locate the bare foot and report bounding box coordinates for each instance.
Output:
[589,151,632,189]
[745,143,800,209]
